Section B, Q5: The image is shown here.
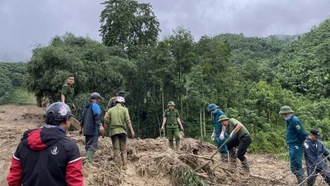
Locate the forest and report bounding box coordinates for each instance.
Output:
[1,0,330,154]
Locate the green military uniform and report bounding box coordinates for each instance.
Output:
[105,103,131,169]
[226,118,250,138]
[164,109,180,148]
[61,83,74,108]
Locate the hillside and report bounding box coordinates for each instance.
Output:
[274,19,330,97]
[213,33,284,64]
[0,104,327,186]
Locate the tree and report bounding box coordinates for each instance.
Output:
[25,33,134,115]
[99,0,160,57]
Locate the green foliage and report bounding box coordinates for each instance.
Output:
[174,165,203,186]
[249,129,286,153]
[12,88,35,105]
[275,19,330,99]
[26,33,132,105]
[265,34,299,44]
[0,62,27,105]
[99,0,160,58]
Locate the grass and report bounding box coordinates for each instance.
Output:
[12,88,35,105]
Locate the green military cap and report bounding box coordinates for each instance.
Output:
[279,106,294,114]
[218,115,230,122]
[168,101,175,106]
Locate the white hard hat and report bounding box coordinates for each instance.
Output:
[116,96,125,103]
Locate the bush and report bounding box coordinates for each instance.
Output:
[13,88,35,105]
[249,129,286,153]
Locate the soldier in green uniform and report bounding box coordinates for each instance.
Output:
[104,96,135,170]
[218,115,252,173]
[161,101,184,150]
[61,75,75,111]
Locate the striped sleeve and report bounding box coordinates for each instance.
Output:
[66,141,83,186]
[7,144,23,186]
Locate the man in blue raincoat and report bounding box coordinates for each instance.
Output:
[279,105,307,186]
[208,103,228,162]
[304,129,330,186]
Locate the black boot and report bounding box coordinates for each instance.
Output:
[221,153,228,163]
[241,159,250,173]
[296,175,307,186]
[229,149,237,168]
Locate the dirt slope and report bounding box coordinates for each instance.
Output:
[0,105,326,186]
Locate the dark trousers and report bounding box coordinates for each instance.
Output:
[307,166,330,186]
[85,135,98,152]
[226,134,252,161]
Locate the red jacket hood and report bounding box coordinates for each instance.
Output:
[21,126,67,151]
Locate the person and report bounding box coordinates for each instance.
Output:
[7,102,83,186]
[107,91,126,109]
[106,91,126,136]
[61,74,75,111]
[80,92,104,163]
[161,101,184,150]
[104,96,135,170]
[304,129,330,186]
[208,103,228,162]
[279,105,307,185]
[218,115,252,173]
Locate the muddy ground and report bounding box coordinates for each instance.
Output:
[0,105,327,186]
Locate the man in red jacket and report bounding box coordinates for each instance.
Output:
[7,102,84,186]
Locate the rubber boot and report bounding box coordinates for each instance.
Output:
[114,154,122,170]
[229,149,237,169]
[221,153,228,163]
[241,159,250,173]
[122,153,127,170]
[297,175,307,186]
[86,151,95,163]
[169,140,174,149]
[176,143,180,151]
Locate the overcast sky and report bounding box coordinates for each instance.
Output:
[0,0,329,62]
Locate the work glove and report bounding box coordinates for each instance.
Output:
[304,142,309,149]
[211,131,215,141]
[229,132,235,139]
[220,132,225,140]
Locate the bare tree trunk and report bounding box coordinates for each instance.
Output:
[180,64,183,115]
[203,106,206,137]
[162,85,165,137]
[137,103,140,137]
[186,89,189,119]
[200,111,203,139]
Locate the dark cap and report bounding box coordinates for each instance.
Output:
[117,91,125,97]
[91,92,102,99]
[310,129,322,139]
